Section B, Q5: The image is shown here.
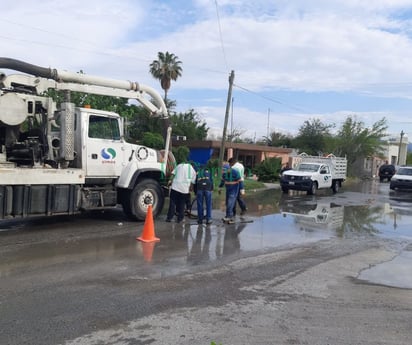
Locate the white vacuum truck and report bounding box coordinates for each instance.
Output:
[0,57,173,220]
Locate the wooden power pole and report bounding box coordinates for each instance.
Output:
[218,70,235,173]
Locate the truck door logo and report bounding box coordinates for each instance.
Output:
[101,148,116,160]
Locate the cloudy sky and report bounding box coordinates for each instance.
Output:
[2,0,412,141]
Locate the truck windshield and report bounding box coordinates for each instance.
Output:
[297,163,320,172]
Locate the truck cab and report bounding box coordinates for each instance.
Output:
[281,162,332,194]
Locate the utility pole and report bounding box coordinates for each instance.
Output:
[219,70,235,173]
[230,96,234,141]
[267,108,270,144]
[397,130,405,165]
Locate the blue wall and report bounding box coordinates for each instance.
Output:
[189,148,214,166]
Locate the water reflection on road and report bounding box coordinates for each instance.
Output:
[277,180,412,288]
[1,179,412,287]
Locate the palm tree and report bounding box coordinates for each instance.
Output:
[149,52,182,102]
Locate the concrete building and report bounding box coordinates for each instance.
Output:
[359,133,409,178]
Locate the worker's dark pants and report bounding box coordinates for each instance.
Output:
[167,189,189,222]
[225,185,239,218]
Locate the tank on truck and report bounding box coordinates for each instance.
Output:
[0,57,171,167]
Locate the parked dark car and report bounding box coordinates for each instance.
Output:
[379,164,396,182]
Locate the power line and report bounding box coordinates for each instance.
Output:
[234,83,313,114]
[4,18,412,119]
[2,18,97,47]
[214,0,229,71]
[0,34,151,64]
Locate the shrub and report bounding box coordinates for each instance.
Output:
[253,157,282,182]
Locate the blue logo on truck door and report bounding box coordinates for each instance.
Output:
[101,148,116,160]
[101,148,116,164]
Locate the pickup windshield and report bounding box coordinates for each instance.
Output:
[397,167,412,175]
[297,163,320,172]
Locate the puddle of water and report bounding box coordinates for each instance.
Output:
[2,185,412,287]
[358,247,412,289]
[0,213,335,279]
[185,214,334,260]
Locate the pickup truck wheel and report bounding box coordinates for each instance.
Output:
[125,179,164,221]
[281,186,289,194]
[307,182,317,195]
[332,180,340,193]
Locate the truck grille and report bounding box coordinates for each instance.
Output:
[284,175,304,181]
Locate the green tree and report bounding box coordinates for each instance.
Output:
[149,52,182,102]
[45,88,132,117]
[170,109,208,140]
[334,116,387,175]
[262,130,293,147]
[173,146,190,164]
[127,106,163,141]
[407,151,412,165]
[293,119,334,155]
[141,132,164,149]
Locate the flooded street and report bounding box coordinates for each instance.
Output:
[1,179,412,345]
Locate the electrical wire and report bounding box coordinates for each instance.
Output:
[2,18,97,47]
[0,34,151,64]
[234,83,314,114]
[3,14,412,119]
[214,0,230,71]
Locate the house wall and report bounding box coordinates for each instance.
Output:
[172,140,292,171]
[258,151,290,165]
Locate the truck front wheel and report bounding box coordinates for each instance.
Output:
[307,181,318,195]
[281,186,289,194]
[123,179,164,221]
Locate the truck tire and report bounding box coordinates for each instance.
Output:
[332,180,340,193]
[123,178,164,221]
[307,181,317,195]
[281,186,289,194]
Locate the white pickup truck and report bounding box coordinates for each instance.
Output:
[280,153,347,195]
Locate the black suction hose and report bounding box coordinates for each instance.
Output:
[0,57,57,80]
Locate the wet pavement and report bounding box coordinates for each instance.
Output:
[1,178,412,345]
[1,179,411,287]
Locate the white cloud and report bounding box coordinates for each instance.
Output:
[2,0,412,140]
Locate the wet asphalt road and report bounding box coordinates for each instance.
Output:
[0,180,412,345]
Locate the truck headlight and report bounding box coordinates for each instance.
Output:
[136,146,149,160]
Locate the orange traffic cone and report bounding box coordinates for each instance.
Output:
[137,204,160,242]
[140,241,156,262]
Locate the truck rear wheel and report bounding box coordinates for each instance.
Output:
[332,180,340,193]
[124,179,164,221]
[307,181,317,195]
